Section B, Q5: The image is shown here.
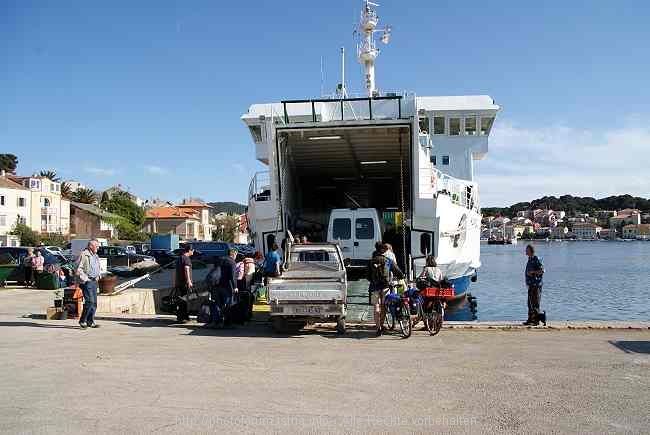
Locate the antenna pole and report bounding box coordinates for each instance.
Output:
[340,47,346,97]
[320,56,324,97]
[356,0,391,97]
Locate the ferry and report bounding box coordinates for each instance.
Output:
[242,1,499,298]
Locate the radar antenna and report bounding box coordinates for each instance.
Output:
[356,0,392,97]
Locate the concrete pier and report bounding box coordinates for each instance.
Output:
[1,287,648,434]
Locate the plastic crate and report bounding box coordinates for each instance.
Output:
[421,287,455,299]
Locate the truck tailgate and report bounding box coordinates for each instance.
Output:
[267,278,346,303]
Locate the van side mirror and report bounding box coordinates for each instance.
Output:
[343,258,351,267]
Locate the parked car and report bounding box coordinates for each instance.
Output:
[96,246,155,267]
[182,242,229,264]
[148,248,204,268]
[233,243,255,257]
[43,246,64,256]
[0,247,72,285]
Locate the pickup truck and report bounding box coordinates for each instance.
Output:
[267,243,348,334]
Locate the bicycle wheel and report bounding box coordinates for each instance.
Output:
[428,301,444,336]
[397,301,412,338]
[384,305,395,330]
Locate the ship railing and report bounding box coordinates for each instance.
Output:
[248,171,271,202]
[430,168,480,213]
[280,95,415,124]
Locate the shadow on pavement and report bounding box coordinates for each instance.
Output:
[609,340,650,354]
[0,320,80,330]
[113,317,384,340]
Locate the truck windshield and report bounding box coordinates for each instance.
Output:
[289,249,341,272]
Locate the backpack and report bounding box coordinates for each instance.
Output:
[369,254,391,287]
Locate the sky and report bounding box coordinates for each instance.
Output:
[2,0,649,207]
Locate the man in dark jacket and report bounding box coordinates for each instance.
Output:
[368,243,404,336]
[216,248,238,323]
[524,244,545,325]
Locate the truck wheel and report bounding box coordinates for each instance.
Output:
[336,317,346,335]
[271,317,286,333]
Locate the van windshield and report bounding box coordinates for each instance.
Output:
[289,249,341,272]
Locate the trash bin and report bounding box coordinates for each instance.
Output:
[36,272,59,290]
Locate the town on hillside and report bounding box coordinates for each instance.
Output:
[0,169,248,248]
[483,207,650,242]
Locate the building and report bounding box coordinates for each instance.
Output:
[0,172,31,235]
[572,223,602,239]
[65,180,86,193]
[176,200,214,241]
[143,198,174,209]
[143,207,202,240]
[622,224,650,240]
[551,226,569,239]
[104,185,145,207]
[610,210,641,231]
[70,202,119,239]
[9,175,70,235]
[234,214,250,244]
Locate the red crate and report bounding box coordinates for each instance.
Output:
[421,287,455,299]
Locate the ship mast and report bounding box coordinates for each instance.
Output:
[356,1,392,97]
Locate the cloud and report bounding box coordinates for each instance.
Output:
[144,165,167,175]
[477,118,650,207]
[83,166,115,176]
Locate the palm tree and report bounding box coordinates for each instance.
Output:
[71,188,98,205]
[39,170,60,182]
[60,182,71,199]
[60,182,73,200]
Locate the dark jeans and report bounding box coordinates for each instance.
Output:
[527,285,542,321]
[24,266,33,285]
[80,280,98,325]
[176,286,190,321]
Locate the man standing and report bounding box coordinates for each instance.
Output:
[524,244,545,326]
[368,243,404,336]
[263,243,282,284]
[76,239,102,329]
[175,244,194,323]
[216,248,238,325]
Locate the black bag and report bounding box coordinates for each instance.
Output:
[368,255,390,287]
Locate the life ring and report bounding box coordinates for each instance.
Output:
[430,173,437,191]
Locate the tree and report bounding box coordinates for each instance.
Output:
[211,215,241,243]
[38,170,60,182]
[101,193,145,228]
[0,154,18,174]
[71,188,98,204]
[10,223,40,246]
[60,182,73,200]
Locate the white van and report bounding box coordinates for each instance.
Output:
[327,208,382,269]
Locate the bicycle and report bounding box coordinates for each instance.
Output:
[383,291,412,338]
[406,285,450,336]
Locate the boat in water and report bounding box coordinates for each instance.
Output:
[242,1,499,299]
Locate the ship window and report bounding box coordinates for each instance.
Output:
[442,156,450,165]
[449,118,461,136]
[430,155,437,165]
[433,117,445,135]
[420,233,432,255]
[418,117,429,134]
[332,218,351,240]
[465,117,477,135]
[249,125,263,143]
[480,117,494,135]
